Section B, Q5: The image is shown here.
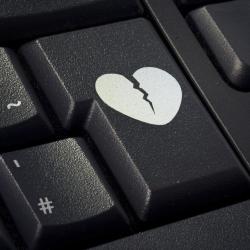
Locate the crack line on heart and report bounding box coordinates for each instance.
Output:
[131,77,155,114]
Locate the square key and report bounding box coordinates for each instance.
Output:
[0,139,128,249]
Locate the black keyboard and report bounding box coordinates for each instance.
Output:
[0,0,250,249]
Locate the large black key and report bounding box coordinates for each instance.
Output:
[0,0,142,43]
[0,48,52,150]
[92,199,250,250]
[20,19,250,223]
[0,138,129,249]
[188,1,250,91]
[0,221,14,250]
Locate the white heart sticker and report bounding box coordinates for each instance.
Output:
[95,67,182,125]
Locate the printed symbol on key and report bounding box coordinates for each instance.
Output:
[38,197,54,215]
[13,160,21,168]
[7,101,22,110]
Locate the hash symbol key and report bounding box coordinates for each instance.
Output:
[0,138,129,250]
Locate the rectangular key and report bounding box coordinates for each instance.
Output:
[0,0,142,43]
[0,138,129,249]
[0,48,53,150]
[20,19,250,223]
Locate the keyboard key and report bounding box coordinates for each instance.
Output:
[188,1,250,91]
[20,19,250,223]
[0,138,129,249]
[0,0,142,43]
[91,199,250,250]
[0,48,53,150]
[0,221,14,250]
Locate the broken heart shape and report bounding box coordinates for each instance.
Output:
[95,67,182,125]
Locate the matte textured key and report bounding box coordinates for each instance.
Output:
[0,220,14,250]
[20,19,250,223]
[91,199,250,250]
[0,138,129,250]
[0,0,142,43]
[188,1,250,91]
[0,48,52,150]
